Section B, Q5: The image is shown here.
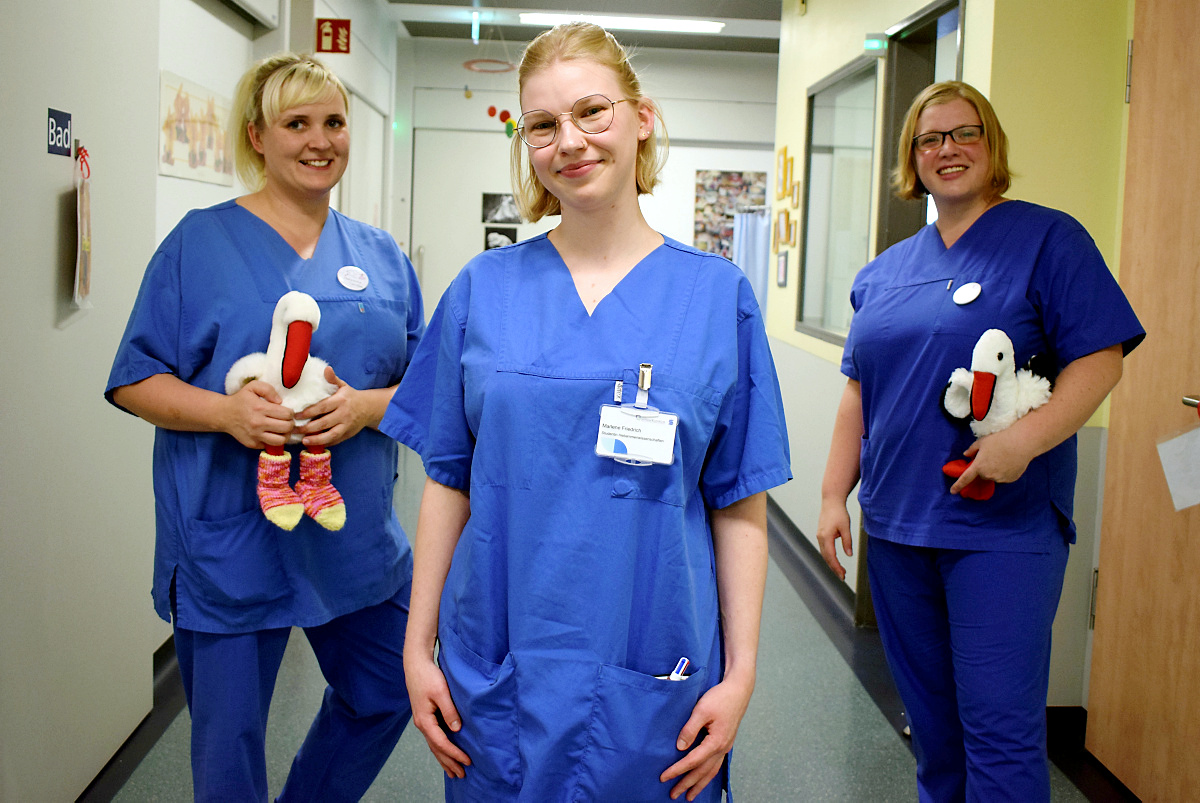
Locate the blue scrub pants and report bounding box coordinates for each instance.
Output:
[867,535,1069,803]
[173,587,412,802]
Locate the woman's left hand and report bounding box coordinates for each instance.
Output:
[660,673,754,801]
[949,427,1033,494]
[296,366,374,449]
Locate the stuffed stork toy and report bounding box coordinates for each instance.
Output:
[941,328,1052,500]
[225,291,346,531]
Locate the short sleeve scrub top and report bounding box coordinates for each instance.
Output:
[106,200,424,633]
[383,233,792,801]
[842,201,1144,553]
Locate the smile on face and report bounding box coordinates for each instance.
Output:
[914,98,992,208]
[520,60,652,213]
[250,91,349,201]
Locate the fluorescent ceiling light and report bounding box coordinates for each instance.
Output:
[518,13,725,34]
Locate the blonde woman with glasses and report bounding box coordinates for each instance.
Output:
[817,81,1143,802]
[382,22,791,802]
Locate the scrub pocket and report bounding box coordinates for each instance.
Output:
[610,457,684,507]
[575,663,709,802]
[185,508,290,607]
[438,626,522,794]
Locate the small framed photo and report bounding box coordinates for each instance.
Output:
[776,250,788,287]
[482,193,521,224]
[790,178,802,209]
[775,147,791,201]
[485,226,517,250]
[773,208,790,252]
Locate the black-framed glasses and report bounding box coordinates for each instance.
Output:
[912,124,984,152]
[517,94,631,148]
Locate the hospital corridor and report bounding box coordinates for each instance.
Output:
[5,0,1199,801]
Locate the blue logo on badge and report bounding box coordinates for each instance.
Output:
[48,109,72,156]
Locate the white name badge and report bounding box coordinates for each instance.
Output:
[595,404,678,466]
[337,265,369,291]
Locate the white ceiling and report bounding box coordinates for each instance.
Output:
[384,1,782,53]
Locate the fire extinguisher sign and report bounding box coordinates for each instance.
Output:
[316,19,351,54]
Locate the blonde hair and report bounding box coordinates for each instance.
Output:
[510,22,668,222]
[232,53,350,191]
[892,80,1012,201]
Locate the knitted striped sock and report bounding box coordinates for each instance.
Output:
[257,451,304,531]
[296,450,346,531]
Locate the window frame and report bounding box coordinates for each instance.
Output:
[794,55,881,345]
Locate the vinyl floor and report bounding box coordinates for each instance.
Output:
[108,449,1089,802]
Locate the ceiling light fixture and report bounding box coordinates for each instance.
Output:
[518,13,725,35]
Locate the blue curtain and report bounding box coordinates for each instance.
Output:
[731,210,771,311]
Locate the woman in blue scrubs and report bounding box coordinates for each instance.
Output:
[383,22,791,802]
[106,54,422,801]
[817,81,1144,802]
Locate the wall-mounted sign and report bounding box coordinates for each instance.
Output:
[316,19,350,54]
[48,108,72,156]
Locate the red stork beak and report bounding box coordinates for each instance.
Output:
[281,320,313,389]
[971,371,996,421]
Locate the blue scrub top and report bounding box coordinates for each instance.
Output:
[382,233,791,799]
[843,201,1144,552]
[106,200,424,633]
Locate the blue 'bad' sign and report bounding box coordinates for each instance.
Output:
[48,108,72,156]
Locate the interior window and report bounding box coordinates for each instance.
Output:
[796,59,878,341]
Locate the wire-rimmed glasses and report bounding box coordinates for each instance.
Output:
[517,94,631,148]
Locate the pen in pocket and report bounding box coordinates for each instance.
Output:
[668,657,690,681]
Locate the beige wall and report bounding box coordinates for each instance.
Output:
[766,0,1134,706]
[0,2,160,800]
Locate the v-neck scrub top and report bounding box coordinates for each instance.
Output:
[382,233,791,800]
[106,200,424,633]
[842,201,1144,553]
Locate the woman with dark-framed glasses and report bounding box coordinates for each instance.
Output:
[381,21,790,802]
[817,80,1143,801]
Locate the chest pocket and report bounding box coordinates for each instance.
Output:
[477,367,720,508]
[608,371,722,508]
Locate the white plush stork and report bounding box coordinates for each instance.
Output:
[941,328,1052,499]
[225,291,345,531]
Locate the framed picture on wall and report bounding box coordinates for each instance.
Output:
[482,193,521,224]
[776,250,788,287]
[773,208,790,252]
[158,71,235,186]
[775,147,792,201]
[485,226,516,250]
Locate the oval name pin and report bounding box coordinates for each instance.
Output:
[952,281,981,305]
[337,265,369,291]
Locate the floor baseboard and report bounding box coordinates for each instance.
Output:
[76,638,185,803]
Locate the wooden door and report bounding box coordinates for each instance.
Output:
[1087,1,1200,799]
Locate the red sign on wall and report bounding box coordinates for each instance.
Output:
[316,19,351,54]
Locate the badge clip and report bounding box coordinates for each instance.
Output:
[635,363,652,408]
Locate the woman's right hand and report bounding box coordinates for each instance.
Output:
[404,644,472,778]
[221,380,295,450]
[816,499,853,581]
